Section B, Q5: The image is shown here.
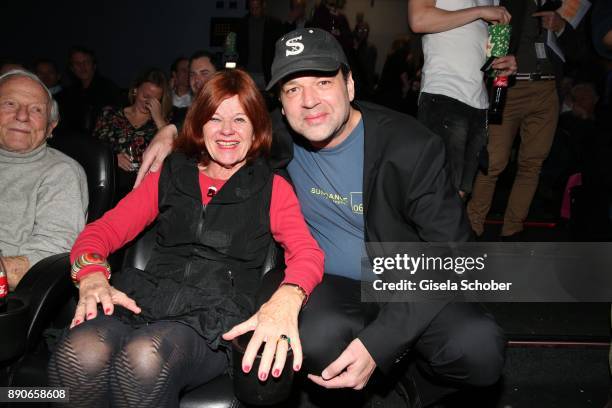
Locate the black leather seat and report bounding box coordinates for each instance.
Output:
[1,133,116,386]
[1,217,283,408]
[48,131,116,222]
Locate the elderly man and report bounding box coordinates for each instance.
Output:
[137,29,504,406]
[0,70,88,289]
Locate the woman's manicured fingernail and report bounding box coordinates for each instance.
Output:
[105,308,111,314]
[273,369,280,377]
[243,365,251,373]
[74,320,81,325]
[294,364,301,371]
[87,313,93,318]
[259,372,268,381]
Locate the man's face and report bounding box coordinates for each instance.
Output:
[279,70,355,149]
[173,59,190,89]
[0,76,56,154]
[189,57,216,95]
[35,62,60,89]
[70,51,95,85]
[249,0,264,17]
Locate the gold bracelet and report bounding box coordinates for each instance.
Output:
[281,283,308,305]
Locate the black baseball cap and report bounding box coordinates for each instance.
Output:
[266,28,349,91]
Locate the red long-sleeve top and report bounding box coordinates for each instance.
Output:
[71,169,324,295]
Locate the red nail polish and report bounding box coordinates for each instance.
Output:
[87,313,93,318]
[294,364,301,371]
[243,365,251,373]
[74,320,81,325]
[273,369,280,377]
[105,308,111,314]
[259,372,268,381]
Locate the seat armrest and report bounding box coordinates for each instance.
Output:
[13,253,74,351]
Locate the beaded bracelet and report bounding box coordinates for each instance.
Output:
[71,253,111,288]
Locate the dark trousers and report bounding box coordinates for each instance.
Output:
[418,92,488,195]
[294,274,506,407]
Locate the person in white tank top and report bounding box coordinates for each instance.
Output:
[409,0,517,198]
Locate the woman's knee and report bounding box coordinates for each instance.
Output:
[112,334,171,384]
[50,317,122,379]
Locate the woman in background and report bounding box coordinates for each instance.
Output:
[94,68,172,198]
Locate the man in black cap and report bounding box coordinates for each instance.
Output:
[136,28,504,406]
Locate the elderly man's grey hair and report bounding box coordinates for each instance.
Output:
[0,69,60,124]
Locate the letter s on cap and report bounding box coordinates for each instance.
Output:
[286,36,304,56]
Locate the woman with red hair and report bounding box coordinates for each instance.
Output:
[48,69,324,407]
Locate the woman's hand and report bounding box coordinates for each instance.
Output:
[71,272,141,329]
[117,152,135,172]
[145,98,167,129]
[133,124,177,187]
[222,285,305,380]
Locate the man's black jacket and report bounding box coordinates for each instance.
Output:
[271,101,472,373]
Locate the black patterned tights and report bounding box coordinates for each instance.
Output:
[48,315,227,408]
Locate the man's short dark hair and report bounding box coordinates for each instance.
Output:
[188,50,219,70]
[69,46,96,64]
[170,57,188,73]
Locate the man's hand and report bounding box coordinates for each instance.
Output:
[491,55,518,77]
[532,11,566,33]
[3,256,30,290]
[307,338,376,390]
[478,6,511,25]
[133,124,177,187]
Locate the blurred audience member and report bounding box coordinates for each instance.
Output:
[285,0,307,30]
[34,59,63,96]
[376,35,422,115]
[170,57,192,125]
[468,2,584,240]
[409,0,515,199]
[309,0,353,52]
[592,0,612,59]
[94,68,171,199]
[60,46,121,134]
[237,0,285,88]
[0,70,87,289]
[170,57,191,109]
[353,13,377,98]
[559,76,575,113]
[189,50,218,97]
[540,83,600,211]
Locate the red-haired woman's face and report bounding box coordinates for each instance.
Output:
[203,95,254,173]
